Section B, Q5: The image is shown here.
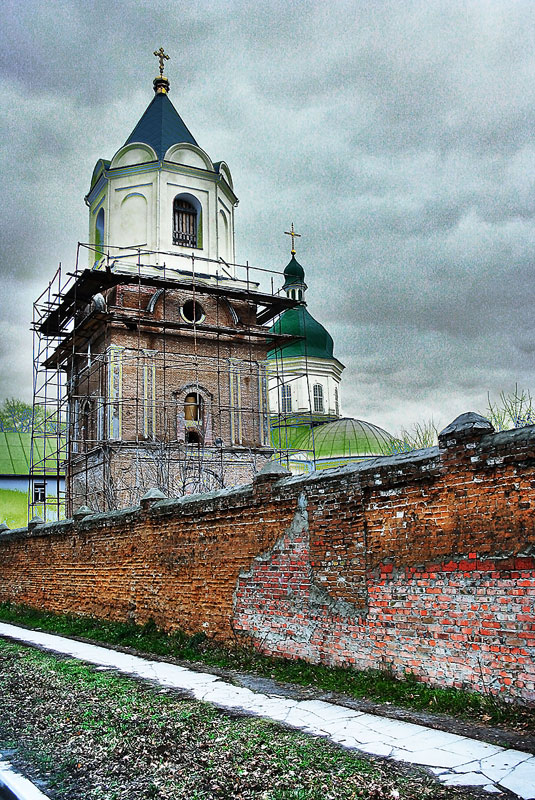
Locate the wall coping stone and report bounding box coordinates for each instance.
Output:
[479,424,535,450]
[438,412,494,445]
[140,489,167,509]
[2,420,534,542]
[81,506,141,525]
[148,484,254,516]
[255,461,292,481]
[73,505,94,521]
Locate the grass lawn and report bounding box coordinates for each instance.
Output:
[0,638,484,800]
[0,488,28,528]
[0,603,532,736]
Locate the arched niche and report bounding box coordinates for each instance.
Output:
[218,209,229,261]
[110,142,157,169]
[174,383,213,444]
[94,207,105,264]
[118,192,148,247]
[164,142,213,171]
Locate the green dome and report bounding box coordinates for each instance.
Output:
[270,413,337,451]
[283,255,305,288]
[268,306,334,360]
[292,417,395,460]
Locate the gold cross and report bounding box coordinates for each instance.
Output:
[153,47,170,77]
[284,222,301,255]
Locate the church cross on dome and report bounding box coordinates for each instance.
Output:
[284,222,301,255]
[153,47,170,76]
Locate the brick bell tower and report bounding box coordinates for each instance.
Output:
[42,50,297,513]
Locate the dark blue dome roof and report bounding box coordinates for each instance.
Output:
[123,93,198,160]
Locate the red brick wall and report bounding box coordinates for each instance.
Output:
[1,417,534,703]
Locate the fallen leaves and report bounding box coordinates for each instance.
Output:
[0,639,482,800]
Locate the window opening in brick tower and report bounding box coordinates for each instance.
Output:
[184,392,202,422]
[181,299,204,323]
[173,197,197,247]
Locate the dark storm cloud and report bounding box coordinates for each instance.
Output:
[1,0,534,433]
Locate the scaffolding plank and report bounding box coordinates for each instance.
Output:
[38,269,300,335]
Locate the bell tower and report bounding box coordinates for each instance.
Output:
[32,52,299,515]
[85,49,238,277]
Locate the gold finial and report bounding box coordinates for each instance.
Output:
[154,47,170,77]
[153,47,171,94]
[284,222,301,255]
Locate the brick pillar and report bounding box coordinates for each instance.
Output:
[252,461,291,501]
[438,411,494,466]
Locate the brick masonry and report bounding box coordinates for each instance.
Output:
[1,414,534,703]
[66,283,272,511]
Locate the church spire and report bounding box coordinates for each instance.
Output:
[282,224,307,301]
[153,46,170,94]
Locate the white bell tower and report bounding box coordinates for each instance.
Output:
[85,49,238,279]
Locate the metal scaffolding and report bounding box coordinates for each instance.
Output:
[29,243,323,521]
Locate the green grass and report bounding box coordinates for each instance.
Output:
[0,488,28,527]
[0,637,465,800]
[0,602,532,735]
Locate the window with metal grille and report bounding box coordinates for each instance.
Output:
[313,383,324,413]
[334,387,339,416]
[173,198,197,247]
[33,482,46,503]
[281,384,292,413]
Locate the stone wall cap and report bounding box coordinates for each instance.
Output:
[0,522,10,533]
[439,412,494,442]
[150,484,252,513]
[73,505,94,520]
[141,488,167,501]
[277,447,441,488]
[86,506,140,524]
[255,461,292,480]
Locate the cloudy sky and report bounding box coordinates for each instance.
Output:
[1,0,534,435]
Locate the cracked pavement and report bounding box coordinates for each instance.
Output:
[1,622,533,799]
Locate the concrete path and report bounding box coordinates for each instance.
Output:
[1,622,534,799]
[0,756,50,800]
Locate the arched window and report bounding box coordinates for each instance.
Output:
[173,197,197,247]
[313,383,324,413]
[185,429,202,445]
[334,387,340,417]
[184,392,202,422]
[281,384,292,414]
[94,208,105,264]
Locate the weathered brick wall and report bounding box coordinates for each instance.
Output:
[1,414,534,703]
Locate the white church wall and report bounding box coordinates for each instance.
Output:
[106,174,156,255]
[268,356,344,417]
[118,193,148,249]
[87,119,238,277]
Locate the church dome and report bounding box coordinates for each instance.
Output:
[268,306,334,360]
[283,255,305,288]
[293,417,395,460]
